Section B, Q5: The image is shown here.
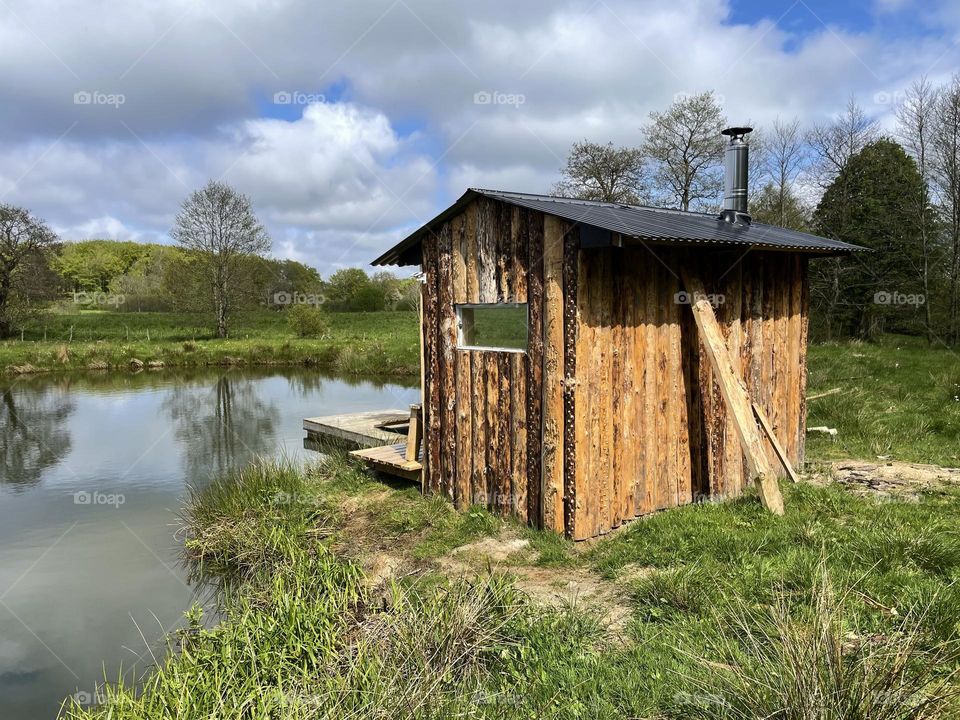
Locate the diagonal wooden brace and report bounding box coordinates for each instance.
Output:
[681,269,785,515]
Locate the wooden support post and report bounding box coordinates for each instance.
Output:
[681,269,785,515]
[406,404,423,463]
[752,402,799,483]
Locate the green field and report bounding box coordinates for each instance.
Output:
[0,309,420,376]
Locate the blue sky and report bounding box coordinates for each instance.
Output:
[0,0,957,274]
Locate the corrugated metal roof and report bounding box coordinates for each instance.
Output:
[372,188,866,266]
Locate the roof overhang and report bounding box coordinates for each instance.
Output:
[371,188,867,267]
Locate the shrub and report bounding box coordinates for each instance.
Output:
[286,303,329,338]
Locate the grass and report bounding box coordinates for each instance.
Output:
[64,455,960,719]
[0,309,419,376]
[807,335,960,465]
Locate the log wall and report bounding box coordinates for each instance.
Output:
[420,196,809,538]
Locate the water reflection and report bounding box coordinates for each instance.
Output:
[163,373,280,482]
[0,382,75,490]
[0,367,420,720]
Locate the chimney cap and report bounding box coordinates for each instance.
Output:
[721,126,753,139]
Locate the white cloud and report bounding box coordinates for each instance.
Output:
[1,0,959,273]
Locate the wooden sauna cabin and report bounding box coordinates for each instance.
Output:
[371,188,862,540]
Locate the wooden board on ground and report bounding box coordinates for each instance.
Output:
[350,442,423,482]
[303,409,411,448]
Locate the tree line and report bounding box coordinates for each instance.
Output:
[0,181,417,340]
[556,79,960,343]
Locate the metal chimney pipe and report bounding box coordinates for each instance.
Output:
[720,126,752,225]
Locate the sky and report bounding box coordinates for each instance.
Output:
[0,0,957,275]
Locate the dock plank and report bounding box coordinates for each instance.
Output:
[303,409,410,448]
[350,442,423,482]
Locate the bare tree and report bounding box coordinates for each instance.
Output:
[896,76,941,344]
[171,181,270,338]
[553,140,648,204]
[0,205,58,338]
[934,75,960,343]
[761,117,808,228]
[642,91,726,211]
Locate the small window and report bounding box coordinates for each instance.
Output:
[456,303,528,352]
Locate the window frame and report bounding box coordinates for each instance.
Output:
[454,302,529,354]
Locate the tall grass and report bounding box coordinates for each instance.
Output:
[681,567,959,719]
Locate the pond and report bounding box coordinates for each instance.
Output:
[0,368,419,719]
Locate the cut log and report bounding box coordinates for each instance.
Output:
[681,269,785,515]
[752,402,799,483]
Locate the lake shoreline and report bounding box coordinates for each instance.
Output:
[1,310,422,378]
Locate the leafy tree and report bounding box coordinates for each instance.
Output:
[0,205,59,337]
[642,91,726,211]
[53,240,148,292]
[553,141,647,203]
[171,181,270,338]
[324,268,381,311]
[813,139,934,340]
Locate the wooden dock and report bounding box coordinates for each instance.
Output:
[350,442,423,482]
[303,409,411,449]
[303,406,424,483]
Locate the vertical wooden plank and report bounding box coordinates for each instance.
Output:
[496,202,511,302]
[421,235,442,496]
[656,261,672,510]
[786,255,803,464]
[610,257,626,527]
[761,255,776,470]
[484,354,499,510]
[497,354,512,514]
[511,208,529,522]
[526,211,544,527]
[511,352,528,521]
[451,213,471,509]
[437,222,457,501]
[664,264,681,508]
[634,253,650,514]
[797,257,810,468]
[471,350,486,506]
[642,253,659,513]
[673,255,692,505]
[477,198,497,303]
[723,263,743,495]
[562,226,579,537]
[574,248,596,538]
[772,256,789,473]
[619,253,637,520]
[596,250,614,533]
[464,201,479,304]
[541,215,566,533]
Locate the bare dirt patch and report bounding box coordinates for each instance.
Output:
[818,460,960,500]
[436,533,634,634]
